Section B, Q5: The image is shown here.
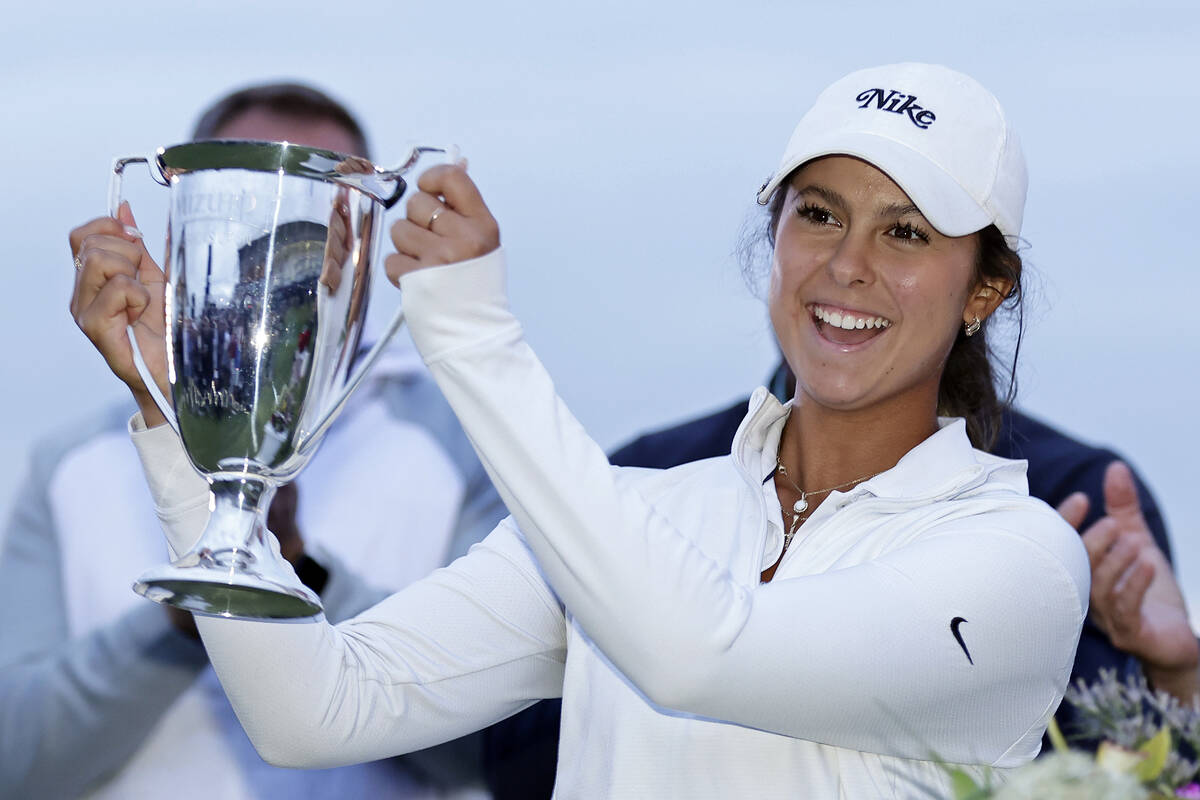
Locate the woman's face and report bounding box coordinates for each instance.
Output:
[769,156,994,417]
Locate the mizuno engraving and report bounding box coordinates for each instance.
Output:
[176,191,258,222]
[855,88,936,129]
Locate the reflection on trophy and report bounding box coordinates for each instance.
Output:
[110,140,453,620]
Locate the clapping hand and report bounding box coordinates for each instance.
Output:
[1058,461,1199,703]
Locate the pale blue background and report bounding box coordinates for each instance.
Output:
[2,1,1197,606]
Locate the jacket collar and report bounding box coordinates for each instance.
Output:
[733,388,1028,503]
[732,387,790,484]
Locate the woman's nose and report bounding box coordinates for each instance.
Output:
[825,231,875,288]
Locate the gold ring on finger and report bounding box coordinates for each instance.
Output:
[427,206,444,229]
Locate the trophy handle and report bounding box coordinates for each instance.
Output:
[294,144,460,454]
[109,153,170,219]
[376,144,461,208]
[294,304,406,458]
[126,328,180,436]
[109,153,181,436]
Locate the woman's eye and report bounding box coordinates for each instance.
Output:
[797,204,838,226]
[888,222,930,243]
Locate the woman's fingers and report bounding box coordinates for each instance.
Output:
[389,208,458,270]
[387,165,500,280]
[417,163,491,220]
[383,252,421,287]
[69,216,130,261]
[71,206,159,275]
[115,203,166,287]
[387,218,447,280]
[407,191,458,233]
[69,208,169,412]
[76,272,153,378]
[72,237,147,317]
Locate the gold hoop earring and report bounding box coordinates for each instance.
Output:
[964,317,981,337]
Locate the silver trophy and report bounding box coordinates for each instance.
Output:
[110,140,454,620]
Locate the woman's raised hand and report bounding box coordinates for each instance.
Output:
[68,203,169,427]
[385,163,500,285]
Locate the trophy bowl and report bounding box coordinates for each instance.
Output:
[111,140,452,620]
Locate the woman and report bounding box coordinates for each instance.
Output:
[70,63,1088,798]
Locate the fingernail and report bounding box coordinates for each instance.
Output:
[123,225,144,240]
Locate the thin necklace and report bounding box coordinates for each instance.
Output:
[775,457,882,552]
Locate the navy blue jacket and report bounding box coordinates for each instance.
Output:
[483,368,1170,798]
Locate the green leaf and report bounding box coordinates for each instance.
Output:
[1134,727,1171,782]
[1047,716,1070,754]
[946,767,990,799]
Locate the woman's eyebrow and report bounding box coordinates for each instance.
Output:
[878,201,923,219]
[795,185,925,222]
[794,184,847,210]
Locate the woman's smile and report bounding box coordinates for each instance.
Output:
[808,302,892,349]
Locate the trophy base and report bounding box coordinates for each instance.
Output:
[133,562,322,621]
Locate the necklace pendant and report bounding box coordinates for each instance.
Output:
[793,496,809,515]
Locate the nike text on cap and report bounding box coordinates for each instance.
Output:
[756,62,1027,241]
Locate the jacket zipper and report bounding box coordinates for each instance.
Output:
[731,389,778,584]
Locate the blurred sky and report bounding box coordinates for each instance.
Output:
[2,1,1197,600]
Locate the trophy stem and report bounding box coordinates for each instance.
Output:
[133,476,322,621]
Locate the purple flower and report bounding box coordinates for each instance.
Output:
[1176,784,1200,798]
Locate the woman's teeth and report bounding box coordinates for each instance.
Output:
[812,306,891,330]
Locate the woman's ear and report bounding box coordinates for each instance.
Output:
[964,278,1013,326]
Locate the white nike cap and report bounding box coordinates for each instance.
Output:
[756,63,1027,240]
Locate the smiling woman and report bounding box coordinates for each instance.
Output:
[771,157,994,418]
[72,63,1090,799]
[762,160,1023,451]
[761,156,1018,580]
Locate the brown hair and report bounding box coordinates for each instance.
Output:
[752,181,1025,450]
[191,82,370,158]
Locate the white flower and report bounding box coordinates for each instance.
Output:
[992,751,1149,800]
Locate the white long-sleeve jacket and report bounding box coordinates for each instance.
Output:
[132,248,1090,799]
